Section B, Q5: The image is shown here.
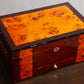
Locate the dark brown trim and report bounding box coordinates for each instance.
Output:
[12,51,20,82]
[0,20,15,51]
[0,2,68,19]
[0,2,83,21]
[65,3,84,22]
[0,2,84,52]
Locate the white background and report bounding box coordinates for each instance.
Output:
[0,0,84,16]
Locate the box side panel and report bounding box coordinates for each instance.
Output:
[19,48,33,80]
[12,48,33,82]
[12,34,84,82]
[33,35,79,75]
[0,34,12,79]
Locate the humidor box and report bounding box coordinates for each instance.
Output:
[0,2,84,83]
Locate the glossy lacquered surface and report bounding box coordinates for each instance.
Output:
[1,5,84,46]
[11,34,84,82]
[0,2,84,52]
[0,2,84,83]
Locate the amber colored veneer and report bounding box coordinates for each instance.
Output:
[1,5,84,46]
[76,35,84,62]
[19,48,33,80]
[0,2,84,83]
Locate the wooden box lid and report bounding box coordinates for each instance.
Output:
[0,2,84,52]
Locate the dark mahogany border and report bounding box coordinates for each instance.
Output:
[0,2,84,52]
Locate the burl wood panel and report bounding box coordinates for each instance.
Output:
[12,48,33,82]
[76,35,84,62]
[0,3,84,83]
[19,48,33,80]
[33,35,79,75]
[1,5,84,46]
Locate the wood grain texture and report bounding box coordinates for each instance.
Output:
[0,3,84,52]
[76,35,84,62]
[1,5,84,46]
[19,48,33,80]
[0,2,84,83]
[33,35,79,75]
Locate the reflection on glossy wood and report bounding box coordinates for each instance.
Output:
[0,2,84,83]
[33,35,79,75]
